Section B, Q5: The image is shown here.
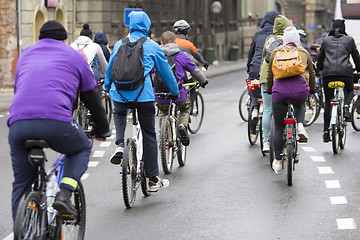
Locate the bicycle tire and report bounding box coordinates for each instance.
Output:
[340,120,346,150]
[239,89,250,122]
[331,109,340,154]
[351,98,360,131]
[160,116,174,174]
[188,91,205,134]
[304,94,319,127]
[269,116,275,167]
[140,167,150,197]
[122,139,137,208]
[102,92,113,126]
[286,142,293,186]
[259,118,266,156]
[60,181,86,240]
[14,192,45,240]
[177,140,187,166]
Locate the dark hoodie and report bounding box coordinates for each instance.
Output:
[94,32,110,62]
[247,11,280,79]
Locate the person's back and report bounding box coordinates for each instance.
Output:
[94,31,111,62]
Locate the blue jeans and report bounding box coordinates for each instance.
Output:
[8,119,92,221]
[261,83,272,142]
[112,101,159,179]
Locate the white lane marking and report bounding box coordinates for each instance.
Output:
[0,114,4,118]
[330,196,348,205]
[81,173,89,180]
[311,156,326,162]
[325,180,341,188]
[302,147,316,152]
[88,161,99,167]
[336,218,357,229]
[318,167,334,174]
[3,233,13,240]
[93,150,105,158]
[99,142,111,147]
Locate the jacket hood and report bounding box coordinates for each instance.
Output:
[129,11,151,36]
[160,43,181,56]
[260,11,280,28]
[75,35,93,45]
[94,32,108,45]
[273,15,293,36]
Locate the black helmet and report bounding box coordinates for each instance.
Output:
[173,19,191,34]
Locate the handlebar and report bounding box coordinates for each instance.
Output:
[155,92,172,99]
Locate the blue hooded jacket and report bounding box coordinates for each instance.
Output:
[105,11,179,103]
[246,11,279,79]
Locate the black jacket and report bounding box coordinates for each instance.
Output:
[317,30,360,77]
[94,32,110,62]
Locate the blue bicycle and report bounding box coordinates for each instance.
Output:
[14,140,86,240]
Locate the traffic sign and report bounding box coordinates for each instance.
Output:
[124,8,142,26]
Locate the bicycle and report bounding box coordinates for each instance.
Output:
[304,77,323,126]
[238,87,250,122]
[121,103,150,208]
[99,79,113,126]
[14,140,86,240]
[247,98,267,156]
[186,82,205,134]
[351,74,360,131]
[328,81,347,154]
[156,93,187,174]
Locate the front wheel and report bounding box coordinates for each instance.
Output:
[351,98,360,131]
[188,91,205,134]
[14,192,46,240]
[259,118,266,156]
[303,94,319,126]
[332,122,340,154]
[239,89,250,122]
[339,121,346,150]
[122,139,137,208]
[177,140,187,166]
[102,92,113,126]
[159,116,174,174]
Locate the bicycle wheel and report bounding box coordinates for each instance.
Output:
[14,192,46,240]
[286,142,293,186]
[188,91,205,134]
[304,94,319,126]
[140,165,150,197]
[122,138,137,208]
[177,139,187,166]
[159,116,174,174]
[331,109,340,154]
[60,181,86,240]
[102,92,113,125]
[248,113,259,145]
[340,120,347,149]
[351,98,360,131]
[269,116,275,167]
[239,89,250,122]
[259,118,266,156]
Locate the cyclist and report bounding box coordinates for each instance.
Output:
[105,11,179,192]
[70,23,108,81]
[94,31,111,62]
[155,31,209,146]
[246,10,279,150]
[8,20,111,221]
[173,19,209,70]
[259,15,293,154]
[316,19,360,142]
[266,26,316,174]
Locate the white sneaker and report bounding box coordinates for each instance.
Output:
[263,141,270,153]
[251,108,259,122]
[110,145,124,165]
[148,176,169,192]
[297,123,308,142]
[272,160,282,174]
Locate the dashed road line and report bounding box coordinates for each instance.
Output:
[336,218,357,230]
[330,196,348,205]
[318,166,334,174]
[93,150,105,158]
[88,161,99,167]
[99,141,112,147]
[81,173,90,180]
[302,146,316,152]
[311,156,326,162]
[325,180,341,189]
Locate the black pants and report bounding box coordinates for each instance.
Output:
[322,76,354,131]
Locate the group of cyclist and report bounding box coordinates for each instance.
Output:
[247,12,360,174]
[8,10,209,227]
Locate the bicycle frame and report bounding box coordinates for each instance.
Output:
[330,87,344,126]
[130,108,143,176]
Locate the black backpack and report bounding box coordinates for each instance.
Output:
[265,35,283,63]
[111,37,147,99]
[153,52,182,93]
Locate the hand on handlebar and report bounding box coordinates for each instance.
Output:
[170,93,179,101]
[200,79,209,88]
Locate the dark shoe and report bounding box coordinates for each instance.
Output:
[323,132,331,143]
[344,107,351,122]
[177,124,190,146]
[53,192,77,218]
[250,120,257,134]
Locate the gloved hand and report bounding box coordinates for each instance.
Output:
[200,79,209,88]
[170,93,179,101]
[203,62,209,70]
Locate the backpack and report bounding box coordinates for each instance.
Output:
[90,55,103,81]
[77,45,88,62]
[272,45,306,79]
[153,52,182,93]
[265,36,283,63]
[111,37,147,96]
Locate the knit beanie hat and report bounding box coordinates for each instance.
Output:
[332,19,346,32]
[283,26,300,46]
[80,23,93,40]
[39,20,67,40]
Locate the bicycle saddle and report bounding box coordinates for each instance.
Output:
[328,81,345,89]
[24,139,49,149]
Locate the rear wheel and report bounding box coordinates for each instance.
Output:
[248,112,259,145]
[304,94,319,126]
[122,139,137,208]
[269,116,275,167]
[239,89,250,122]
[101,91,113,126]
[14,192,46,240]
[286,142,293,186]
[177,140,187,166]
[159,117,174,174]
[140,165,150,197]
[188,91,205,134]
[340,120,346,149]
[351,97,360,131]
[259,118,266,156]
[331,109,340,154]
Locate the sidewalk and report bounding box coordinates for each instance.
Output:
[0,59,247,113]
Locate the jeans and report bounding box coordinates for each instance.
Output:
[261,84,272,142]
[8,119,92,221]
[112,101,159,179]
